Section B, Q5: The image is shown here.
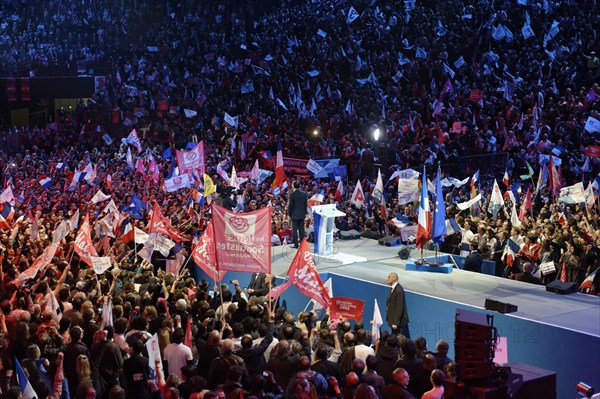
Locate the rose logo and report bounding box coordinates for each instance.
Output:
[185,152,198,162]
[228,216,250,234]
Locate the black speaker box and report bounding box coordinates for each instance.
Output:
[397,245,410,260]
[379,235,401,246]
[455,341,495,362]
[340,230,361,240]
[546,280,577,295]
[485,298,518,314]
[455,309,494,342]
[456,361,495,381]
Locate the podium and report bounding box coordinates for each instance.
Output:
[312,204,345,255]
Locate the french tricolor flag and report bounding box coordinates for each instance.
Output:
[15,357,37,399]
[505,239,520,268]
[38,177,54,189]
[416,166,431,249]
[334,180,344,202]
[271,141,287,189]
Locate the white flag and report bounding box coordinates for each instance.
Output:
[91,189,111,203]
[345,99,352,114]
[312,277,333,312]
[372,299,384,340]
[346,6,360,24]
[146,333,164,382]
[91,256,112,274]
[351,180,365,208]
[134,227,149,244]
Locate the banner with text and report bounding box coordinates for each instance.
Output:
[329,297,365,321]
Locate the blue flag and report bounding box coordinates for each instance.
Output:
[167,156,177,179]
[163,147,173,160]
[432,166,447,247]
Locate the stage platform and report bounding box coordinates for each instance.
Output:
[271,238,600,338]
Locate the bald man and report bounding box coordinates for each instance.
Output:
[386,272,410,338]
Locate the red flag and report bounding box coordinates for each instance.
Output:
[74,214,99,267]
[584,145,600,158]
[334,180,344,202]
[329,297,365,321]
[191,221,223,282]
[548,156,562,197]
[176,141,205,176]
[560,262,567,282]
[271,141,287,189]
[271,239,331,308]
[16,243,60,284]
[212,204,272,274]
[149,202,188,241]
[184,316,192,349]
[519,188,532,222]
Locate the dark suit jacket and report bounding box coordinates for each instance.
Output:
[515,272,543,285]
[248,273,269,297]
[386,284,409,328]
[382,382,417,399]
[464,250,484,273]
[288,189,307,220]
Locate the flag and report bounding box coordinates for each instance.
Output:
[431,166,446,247]
[149,202,188,242]
[311,277,332,312]
[69,209,80,230]
[204,174,216,196]
[146,334,164,383]
[536,164,548,193]
[100,298,113,330]
[560,262,567,282]
[456,193,482,210]
[270,239,331,308]
[250,159,260,181]
[126,148,133,168]
[334,180,344,202]
[373,169,384,204]
[372,299,384,341]
[176,141,205,175]
[91,256,112,274]
[416,167,431,248]
[230,166,239,189]
[510,203,522,228]
[91,189,111,203]
[39,177,54,189]
[271,141,287,189]
[548,155,562,197]
[308,189,325,209]
[351,180,365,208]
[580,268,598,290]
[14,358,37,399]
[346,6,359,24]
[134,227,149,244]
[184,315,192,349]
[212,204,272,273]
[345,99,352,114]
[74,214,99,267]
[127,129,143,153]
[503,169,510,187]
[163,174,191,193]
[440,78,454,97]
[488,180,504,217]
[120,219,134,244]
[0,203,14,224]
[519,161,534,180]
[505,238,520,268]
[17,242,60,284]
[584,182,595,209]
[0,186,15,205]
[192,221,222,282]
[519,188,532,221]
[470,170,479,198]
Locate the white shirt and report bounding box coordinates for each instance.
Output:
[354,344,375,371]
[163,342,193,380]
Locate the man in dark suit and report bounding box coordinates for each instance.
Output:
[463,241,484,273]
[248,273,269,297]
[122,339,151,399]
[386,272,410,338]
[382,368,417,399]
[287,180,308,248]
[514,262,543,285]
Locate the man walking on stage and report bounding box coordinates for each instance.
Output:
[386,272,410,338]
[287,180,308,249]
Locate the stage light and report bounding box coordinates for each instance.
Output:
[313,129,319,136]
[373,128,381,141]
[576,382,595,398]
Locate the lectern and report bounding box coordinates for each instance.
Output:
[312,204,345,255]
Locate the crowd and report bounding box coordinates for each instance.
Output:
[0,0,600,398]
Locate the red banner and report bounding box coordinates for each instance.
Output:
[176,141,205,175]
[585,145,600,158]
[192,221,224,281]
[17,243,60,284]
[329,297,365,321]
[74,214,98,267]
[149,203,188,241]
[212,204,272,274]
[469,89,482,102]
[272,238,331,308]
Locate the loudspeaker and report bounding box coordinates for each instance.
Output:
[455,341,495,362]
[456,361,495,381]
[340,230,361,240]
[546,280,577,295]
[379,235,401,246]
[485,298,518,314]
[397,245,410,260]
[455,309,494,342]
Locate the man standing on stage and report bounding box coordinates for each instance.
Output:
[386,272,410,338]
[287,180,308,249]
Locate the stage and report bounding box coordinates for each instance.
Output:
[270,238,600,338]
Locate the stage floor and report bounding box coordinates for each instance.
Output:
[271,238,600,338]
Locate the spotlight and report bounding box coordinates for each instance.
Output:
[373,128,381,141]
[313,129,319,136]
[577,382,596,398]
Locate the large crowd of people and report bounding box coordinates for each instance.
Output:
[0,0,599,398]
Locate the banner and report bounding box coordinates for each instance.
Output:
[176,141,205,175]
[149,203,188,242]
[585,145,600,158]
[469,89,482,102]
[17,243,59,283]
[192,221,223,281]
[397,172,420,205]
[584,116,600,133]
[329,297,365,321]
[74,214,99,267]
[91,256,112,274]
[212,205,272,274]
[306,159,340,178]
[163,174,191,192]
[283,157,310,176]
